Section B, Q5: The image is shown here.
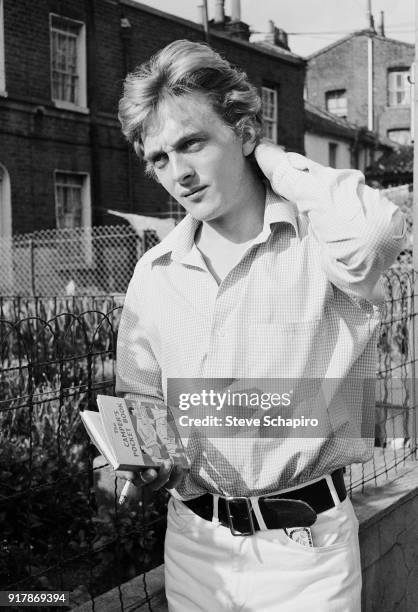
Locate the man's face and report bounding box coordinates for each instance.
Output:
[142,92,252,223]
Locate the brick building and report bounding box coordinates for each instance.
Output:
[305,28,414,147]
[0,0,305,238]
[304,101,392,172]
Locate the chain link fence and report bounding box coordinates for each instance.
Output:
[0,225,161,296]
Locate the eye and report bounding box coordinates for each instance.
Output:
[184,138,204,151]
[152,154,168,170]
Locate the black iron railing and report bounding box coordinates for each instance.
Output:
[0,271,417,608]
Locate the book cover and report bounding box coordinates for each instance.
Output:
[96,395,148,469]
[81,396,189,472]
[127,399,189,470]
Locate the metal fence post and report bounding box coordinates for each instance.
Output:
[29,238,36,296]
[412,3,418,457]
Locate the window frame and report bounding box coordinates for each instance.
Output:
[0,0,6,95]
[54,170,91,230]
[53,170,92,267]
[49,13,88,112]
[328,142,338,168]
[387,128,411,145]
[387,68,411,107]
[261,85,278,144]
[325,90,347,118]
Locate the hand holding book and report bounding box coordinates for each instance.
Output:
[117,458,186,502]
[80,395,189,502]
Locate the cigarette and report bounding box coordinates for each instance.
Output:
[118,480,132,505]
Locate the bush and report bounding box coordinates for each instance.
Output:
[0,302,167,602]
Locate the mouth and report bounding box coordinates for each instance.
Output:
[182,186,208,198]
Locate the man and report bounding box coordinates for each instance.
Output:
[116,40,405,611]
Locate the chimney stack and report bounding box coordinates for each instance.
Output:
[264,20,275,44]
[211,0,250,42]
[231,0,241,23]
[214,0,225,23]
[262,20,289,50]
[197,3,209,41]
[379,11,385,36]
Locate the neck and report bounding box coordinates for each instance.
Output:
[203,165,266,244]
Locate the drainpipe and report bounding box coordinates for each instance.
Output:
[120,14,134,212]
[86,0,102,225]
[367,34,374,131]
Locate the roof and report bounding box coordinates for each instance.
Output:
[305,100,369,139]
[121,0,305,66]
[308,29,414,60]
[250,40,305,63]
[305,101,394,148]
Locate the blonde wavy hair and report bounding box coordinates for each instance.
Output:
[118,39,263,159]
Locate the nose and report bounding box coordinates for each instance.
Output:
[171,153,195,184]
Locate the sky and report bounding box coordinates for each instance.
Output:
[136,0,414,57]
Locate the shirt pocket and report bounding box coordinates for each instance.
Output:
[247,319,322,378]
[247,320,339,436]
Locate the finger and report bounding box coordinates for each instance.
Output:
[165,465,186,490]
[253,142,282,181]
[138,468,159,485]
[148,459,173,492]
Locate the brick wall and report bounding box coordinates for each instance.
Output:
[0,0,305,234]
[306,32,413,141]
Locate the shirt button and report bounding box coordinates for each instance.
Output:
[217,329,226,338]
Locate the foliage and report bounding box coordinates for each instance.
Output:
[366,146,413,186]
[0,300,166,603]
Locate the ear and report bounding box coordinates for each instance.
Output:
[241,124,258,157]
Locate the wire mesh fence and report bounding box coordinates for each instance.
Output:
[0,225,161,296]
[0,301,168,609]
[0,269,417,609]
[347,266,418,492]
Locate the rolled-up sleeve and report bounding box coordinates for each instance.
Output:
[270,153,407,303]
[116,258,164,404]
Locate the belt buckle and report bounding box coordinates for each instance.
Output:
[224,497,255,536]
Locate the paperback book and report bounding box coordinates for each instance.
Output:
[81,395,189,471]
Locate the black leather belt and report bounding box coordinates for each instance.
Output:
[183,469,346,536]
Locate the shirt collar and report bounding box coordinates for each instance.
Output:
[254,185,300,245]
[148,185,299,265]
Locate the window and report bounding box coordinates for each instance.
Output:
[54,172,91,229]
[328,142,338,168]
[325,90,347,118]
[50,14,87,109]
[54,171,92,266]
[0,163,12,293]
[0,0,5,94]
[350,147,359,170]
[388,69,411,107]
[261,86,278,143]
[0,163,11,237]
[387,129,411,146]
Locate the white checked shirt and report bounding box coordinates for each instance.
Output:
[116,153,406,499]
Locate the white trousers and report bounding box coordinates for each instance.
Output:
[165,493,362,612]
